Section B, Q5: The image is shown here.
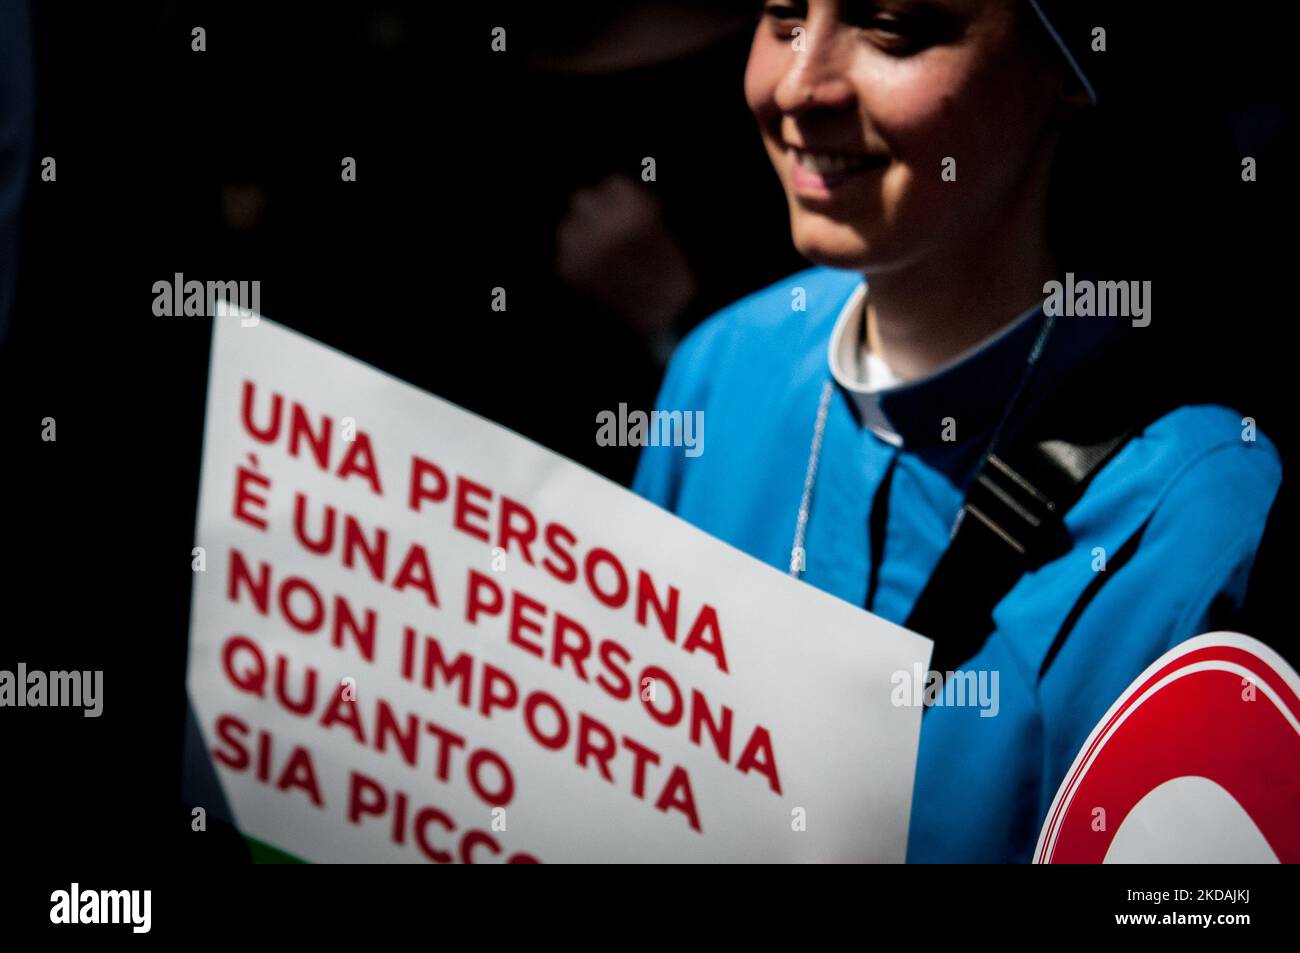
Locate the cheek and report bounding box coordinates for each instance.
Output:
[865,52,1049,177]
[860,59,969,160]
[860,62,1017,219]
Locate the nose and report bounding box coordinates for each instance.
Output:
[772,23,856,115]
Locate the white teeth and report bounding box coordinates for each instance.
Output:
[794,149,876,175]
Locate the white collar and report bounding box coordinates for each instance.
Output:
[827,282,901,445]
[827,279,1046,447]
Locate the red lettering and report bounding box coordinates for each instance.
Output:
[497,497,538,565]
[454,477,493,543]
[241,380,282,443]
[736,725,782,795]
[408,456,449,512]
[683,604,729,673]
[289,403,332,470]
[576,714,617,783]
[337,432,383,495]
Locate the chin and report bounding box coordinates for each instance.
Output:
[790,220,873,272]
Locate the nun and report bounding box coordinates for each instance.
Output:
[632,0,1282,861]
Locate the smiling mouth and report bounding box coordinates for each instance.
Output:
[788,146,888,195]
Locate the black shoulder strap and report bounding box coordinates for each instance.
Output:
[904,335,1167,674]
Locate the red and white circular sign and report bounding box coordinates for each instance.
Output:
[1035,632,1300,864]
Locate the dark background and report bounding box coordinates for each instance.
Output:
[0,0,1293,872]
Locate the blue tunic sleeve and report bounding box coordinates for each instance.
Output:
[631,310,732,509]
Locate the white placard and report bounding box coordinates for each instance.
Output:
[187,313,932,863]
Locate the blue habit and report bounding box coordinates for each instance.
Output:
[632,266,1281,863]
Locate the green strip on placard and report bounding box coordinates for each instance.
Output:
[246,835,308,864]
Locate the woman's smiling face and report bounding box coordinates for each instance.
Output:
[745,0,1069,272]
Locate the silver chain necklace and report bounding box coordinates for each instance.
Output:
[788,378,836,576]
[788,307,1058,580]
